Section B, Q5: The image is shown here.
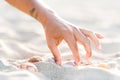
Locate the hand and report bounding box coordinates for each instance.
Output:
[5,0,103,66]
[43,15,103,65]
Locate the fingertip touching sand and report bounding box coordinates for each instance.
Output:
[0,0,120,80]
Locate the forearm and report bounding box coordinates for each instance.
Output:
[5,0,56,26]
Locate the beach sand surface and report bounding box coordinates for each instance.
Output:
[0,0,120,80]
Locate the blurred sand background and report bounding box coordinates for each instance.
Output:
[0,0,120,80]
[0,0,120,58]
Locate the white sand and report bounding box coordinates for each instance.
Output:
[0,0,120,80]
[0,54,120,80]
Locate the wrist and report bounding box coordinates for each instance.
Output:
[37,9,58,28]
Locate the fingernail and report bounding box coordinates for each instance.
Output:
[55,60,62,66]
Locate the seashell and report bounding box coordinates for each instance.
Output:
[27,56,43,63]
[98,64,111,69]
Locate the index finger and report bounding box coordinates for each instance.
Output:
[64,33,81,65]
[47,39,62,65]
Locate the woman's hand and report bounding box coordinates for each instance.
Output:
[5,0,103,66]
[44,15,104,65]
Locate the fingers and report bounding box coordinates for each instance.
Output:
[73,28,92,59]
[80,29,102,50]
[89,32,101,50]
[95,33,104,39]
[47,39,62,65]
[64,32,81,65]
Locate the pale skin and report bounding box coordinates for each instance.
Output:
[6,0,104,66]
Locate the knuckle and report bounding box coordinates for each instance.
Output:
[66,31,72,35]
[64,31,73,39]
[73,27,80,34]
[73,26,78,31]
[89,31,94,36]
